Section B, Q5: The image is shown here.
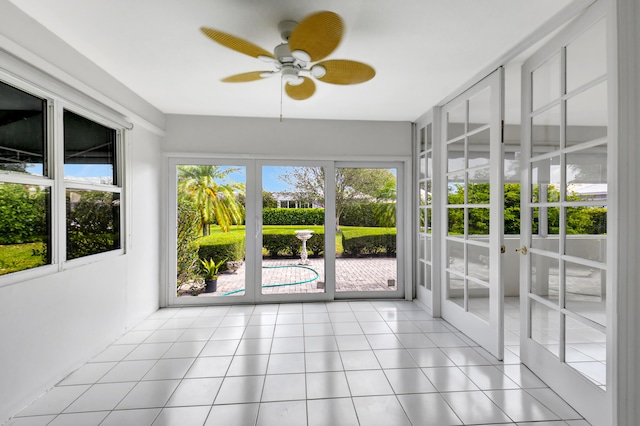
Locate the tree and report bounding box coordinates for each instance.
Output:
[177,165,245,235]
[282,167,396,230]
[263,191,277,208]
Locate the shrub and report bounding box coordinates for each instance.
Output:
[340,203,395,227]
[177,196,201,285]
[197,230,245,272]
[263,208,324,226]
[262,227,324,257]
[341,227,396,257]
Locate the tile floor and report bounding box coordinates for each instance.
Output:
[7,300,591,426]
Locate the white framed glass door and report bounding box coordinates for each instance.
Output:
[256,160,335,303]
[415,113,436,309]
[334,162,404,299]
[168,157,256,305]
[520,4,609,425]
[440,68,505,359]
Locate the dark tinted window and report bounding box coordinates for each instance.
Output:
[0,81,47,176]
[64,110,116,184]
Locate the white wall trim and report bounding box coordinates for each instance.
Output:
[610,0,640,424]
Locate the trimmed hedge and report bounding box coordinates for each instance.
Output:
[197,230,245,272]
[263,228,324,257]
[340,203,396,227]
[341,227,396,257]
[263,208,324,226]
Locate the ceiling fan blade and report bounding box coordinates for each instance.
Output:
[200,27,275,60]
[315,60,376,85]
[288,11,343,62]
[221,71,271,83]
[285,77,316,100]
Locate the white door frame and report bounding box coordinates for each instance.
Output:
[166,157,408,305]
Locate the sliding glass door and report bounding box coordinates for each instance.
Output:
[168,159,405,304]
[168,158,255,304]
[258,162,333,302]
[335,164,402,298]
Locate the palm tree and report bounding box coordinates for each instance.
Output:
[177,165,245,235]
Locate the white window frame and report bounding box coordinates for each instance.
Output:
[0,65,129,287]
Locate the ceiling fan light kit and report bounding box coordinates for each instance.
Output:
[200,10,375,101]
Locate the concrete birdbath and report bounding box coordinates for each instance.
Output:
[294,230,314,265]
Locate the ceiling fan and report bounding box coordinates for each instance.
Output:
[200,11,375,101]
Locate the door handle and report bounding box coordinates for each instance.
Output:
[515,246,528,255]
[500,245,506,254]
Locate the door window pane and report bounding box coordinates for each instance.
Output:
[447,208,464,235]
[176,165,246,297]
[419,153,426,179]
[262,166,325,294]
[66,190,120,260]
[468,87,491,132]
[565,316,606,388]
[468,170,490,204]
[566,82,608,147]
[447,240,464,275]
[426,123,433,151]
[447,173,465,205]
[532,156,561,203]
[531,207,561,252]
[566,19,607,93]
[565,206,607,262]
[468,128,491,168]
[336,167,397,293]
[447,101,466,140]
[532,53,561,110]
[530,253,559,303]
[64,110,116,184]
[531,299,560,357]
[0,183,50,274]
[532,105,561,156]
[468,244,490,282]
[446,272,464,309]
[0,81,47,176]
[447,140,465,172]
[566,145,607,198]
[468,281,490,321]
[468,208,490,235]
[565,261,606,327]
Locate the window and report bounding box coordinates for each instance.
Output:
[63,110,121,260]
[0,80,51,275]
[0,75,124,278]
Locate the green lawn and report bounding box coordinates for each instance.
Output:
[0,242,47,275]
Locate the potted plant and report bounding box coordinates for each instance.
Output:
[200,257,227,293]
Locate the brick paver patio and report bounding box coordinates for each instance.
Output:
[193,257,398,297]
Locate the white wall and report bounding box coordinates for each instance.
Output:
[0,2,165,422]
[164,115,412,158]
[0,124,163,422]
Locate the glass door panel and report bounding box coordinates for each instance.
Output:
[440,68,504,359]
[335,166,398,294]
[521,9,608,425]
[261,165,325,296]
[173,161,249,302]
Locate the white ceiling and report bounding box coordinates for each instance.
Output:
[10,0,572,122]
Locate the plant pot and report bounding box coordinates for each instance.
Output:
[203,278,218,293]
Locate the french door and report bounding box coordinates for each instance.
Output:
[440,68,505,360]
[520,4,609,425]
